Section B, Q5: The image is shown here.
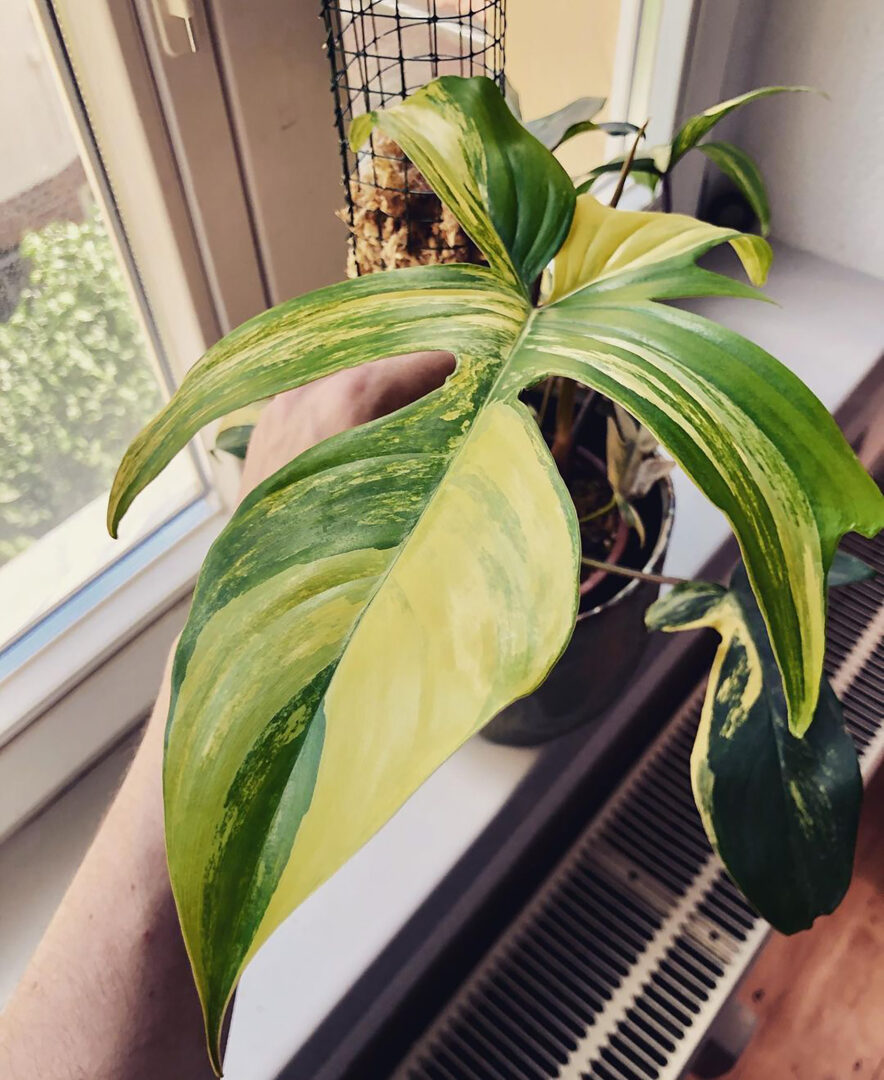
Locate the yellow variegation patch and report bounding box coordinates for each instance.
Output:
[546,194,771,302]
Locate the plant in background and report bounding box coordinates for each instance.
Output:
[108,76,882,1071]
[527,85,811,232]
[0,206,160,562]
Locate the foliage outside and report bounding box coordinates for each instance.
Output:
[0,205,160,563]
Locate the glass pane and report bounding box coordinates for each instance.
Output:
[0,1,203,651]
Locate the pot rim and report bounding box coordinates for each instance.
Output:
[576,470,676,623]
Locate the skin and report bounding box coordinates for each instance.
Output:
[0,351,453,1080]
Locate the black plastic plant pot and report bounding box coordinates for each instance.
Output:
[482,472,675,747]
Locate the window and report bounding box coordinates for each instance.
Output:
[0,0,203,653]
[0,0,234,836]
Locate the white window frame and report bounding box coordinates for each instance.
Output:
[0,0,244,838]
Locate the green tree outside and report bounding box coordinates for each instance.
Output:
[0,205,162,563]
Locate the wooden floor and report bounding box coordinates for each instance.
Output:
[694,764,884,1080]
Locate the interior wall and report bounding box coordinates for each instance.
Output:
[505,0,621,175]
[715,0,884,279]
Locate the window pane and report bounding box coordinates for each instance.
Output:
[0,1,202,651]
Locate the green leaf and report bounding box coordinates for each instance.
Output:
[107,77,882,1070]
[527,194,884,735]
[350,75,575,293]
[670,85,815,164]
[828,548,877,587]
[698,141,771,236]
[575,156,660,196]
[646,566,862,934]
[214,402,265,459]
[524,95,606,149]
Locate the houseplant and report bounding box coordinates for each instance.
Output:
[108,76,883,1071]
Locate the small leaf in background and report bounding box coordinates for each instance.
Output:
[575,156,660,196]
[595,121,642,137]
[670,85,816,164]
[827,548,877,587]
[605,404,674,546]
[646,565,862,934]
[214,402,266,460]
[524,95,606,150]
[699,141,771,236]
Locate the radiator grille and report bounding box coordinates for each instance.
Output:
[396,532,884,1080]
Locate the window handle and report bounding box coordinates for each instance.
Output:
[151,0,199,57]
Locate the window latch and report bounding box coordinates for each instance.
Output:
[150,0,199,57]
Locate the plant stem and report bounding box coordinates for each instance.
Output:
[536,377,554,428]
[551,377,577,472]
[661,171,673,213]
[580,555,688,588]
[578,496,616,524]
[609,120,649,210]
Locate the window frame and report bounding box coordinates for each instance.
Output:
[0,0,245,835]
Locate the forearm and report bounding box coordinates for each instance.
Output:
[0,659,215,1080]
[0,355,453,1078]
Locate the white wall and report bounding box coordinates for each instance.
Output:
[0,0,78,202]
[717,0,884,279]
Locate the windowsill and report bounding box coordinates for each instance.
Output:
[0,491,226,841]
[0,241,881,1077]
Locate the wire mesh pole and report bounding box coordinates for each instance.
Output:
[320,0,506,275]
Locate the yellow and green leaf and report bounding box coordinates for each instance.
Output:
[528,194,882,735]
[646,565,862,933]
[350,75,576,292]
[670,85,816,164]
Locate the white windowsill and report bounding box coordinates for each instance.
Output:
[0,492,226,841]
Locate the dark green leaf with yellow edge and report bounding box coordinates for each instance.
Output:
[698,141,771,235]
[350,75,576,292]
[646,565,862,933]
[106,77,883,1072]
[670,85,816,164]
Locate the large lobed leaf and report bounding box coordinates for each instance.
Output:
[646,564,862,932]
[106,76,883,1070]
[167,361,579,1066]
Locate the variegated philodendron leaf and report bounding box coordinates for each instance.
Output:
[646,564,862,933]
[107,77,883,1070]
[349,75,576,293]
